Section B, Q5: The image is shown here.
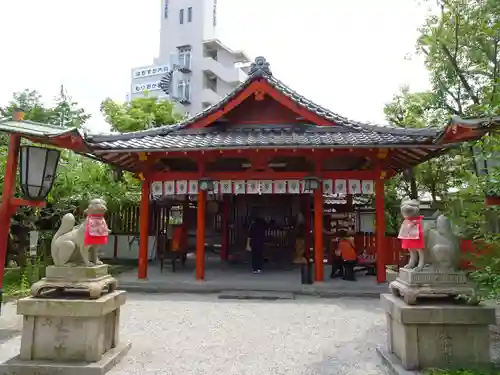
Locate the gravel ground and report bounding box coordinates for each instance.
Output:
[0,294,389,375]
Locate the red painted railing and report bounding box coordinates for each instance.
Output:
[354,233,487,270]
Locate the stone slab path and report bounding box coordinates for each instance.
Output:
[0,294,390,375]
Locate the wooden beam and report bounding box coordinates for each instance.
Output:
[148,148,378,161]
[187,80,267,129]
[313,187,324,282]
[137,180,150,279]
[196,190,207,280]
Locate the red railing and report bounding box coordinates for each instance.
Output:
[354,233,489,270]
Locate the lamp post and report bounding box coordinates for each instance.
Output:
[303,176,321,283]
[28,230,40,286]
[0,138,61,315]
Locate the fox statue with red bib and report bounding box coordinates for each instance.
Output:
[398,198,426,271]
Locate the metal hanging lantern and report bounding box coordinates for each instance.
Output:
[471,141,500,201]
[19,146,61,201]
[304,176,321,191]
[199,178,214,192]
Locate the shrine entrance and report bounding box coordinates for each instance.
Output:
[227,194,301,267]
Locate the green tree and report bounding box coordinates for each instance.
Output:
[0,89,140,267]
[51,85,91,128]
[384,86,463,204]
[100,96,183,133]
[399,0,500,299]
[417,0,500,116]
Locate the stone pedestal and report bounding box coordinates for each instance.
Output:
[389,268,477,305]
[0,290,130,375]
[379,293,496,371]
[31,265,118,299]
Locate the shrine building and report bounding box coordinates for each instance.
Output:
[0,57,492,284]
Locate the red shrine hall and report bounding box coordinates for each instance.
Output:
[0,57,492,284]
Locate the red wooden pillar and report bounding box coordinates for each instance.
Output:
[0,135,21,300]
[181,197,189,249]
[220,195,230,261]
[196,190,207,280]
[313,188,324,282]
[375,177,386,283]
[304,196,311,260]
[138,179,150,279]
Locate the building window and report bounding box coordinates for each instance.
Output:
[178,47,192,70]
[187,7,192,22]
[178,79,191,102]
[164,0,168,18]
[213,0,217,26]
[179,9,184,24]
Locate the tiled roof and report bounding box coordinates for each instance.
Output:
[0,119,82,138]
[0,119,92,153]
[91,124,436,151]
[87,56,442,150]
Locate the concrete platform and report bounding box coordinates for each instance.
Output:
[0,341,131,375]
[116,256,387,298]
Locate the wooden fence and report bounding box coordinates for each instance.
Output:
[355,233,486,270]
[102,205,488,270]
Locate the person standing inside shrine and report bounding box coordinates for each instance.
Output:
[246,216,267,273]
[337,230,357,281]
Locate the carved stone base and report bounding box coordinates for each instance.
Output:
[0,291,130,375]
[389,268,477,305]
[381,293,496,371]
[31,265,118,299]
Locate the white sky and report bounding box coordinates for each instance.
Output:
[0,0,431,132]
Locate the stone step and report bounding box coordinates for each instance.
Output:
[218,290,295,300]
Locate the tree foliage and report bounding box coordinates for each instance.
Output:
[385,0,500,299]
[0,88,140,267]
[417,0,500,116]
[100,96,183,133]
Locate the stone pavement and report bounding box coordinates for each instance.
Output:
[117,260,387,298]
[0,302,21,344]
[0,293,390,375]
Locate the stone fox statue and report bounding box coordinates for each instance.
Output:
[424,214,460,272]
[51,199,109,267]
[398,198,426,271]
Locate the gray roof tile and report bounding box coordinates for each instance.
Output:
[88,56,441,150]
[93,126,434,151]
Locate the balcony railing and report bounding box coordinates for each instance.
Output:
[202,57,247,84]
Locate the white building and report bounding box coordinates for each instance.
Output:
[130,0,251,117]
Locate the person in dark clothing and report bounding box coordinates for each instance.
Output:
[330,247,344,278]
[246,217,267,273]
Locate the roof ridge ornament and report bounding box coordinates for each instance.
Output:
[249,56,272,76]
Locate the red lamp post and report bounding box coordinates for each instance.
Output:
[0,111,61,314]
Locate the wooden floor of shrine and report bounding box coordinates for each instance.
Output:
[116,253,387,297]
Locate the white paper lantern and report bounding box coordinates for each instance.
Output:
[348,180,361,194]
[322,179,333,195]
[362,180,374,195]
[164,181,175,195]
[287,180,300,194]
[259,180,273,194]
[151,181,163,198]
[334,179,347,194]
